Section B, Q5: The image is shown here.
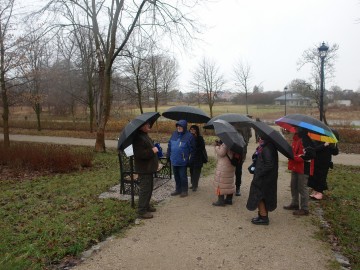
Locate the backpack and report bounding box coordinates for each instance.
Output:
[226,153,242,167]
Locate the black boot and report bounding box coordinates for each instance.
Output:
[251,214,269,225]
[212,195,225,206]
[224,194,233,205]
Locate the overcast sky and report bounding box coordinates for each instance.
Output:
[174,0,360,92]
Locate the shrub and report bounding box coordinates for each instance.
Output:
[0,143,93,174]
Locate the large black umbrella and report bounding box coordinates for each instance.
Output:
[213,119,245,154]
[203,113,253,129]
[162,105,210,123]
[275,114,338,143]
[117,112,161,150]
[251,121,294,160]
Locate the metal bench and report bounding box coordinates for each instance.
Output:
[118,150,172,208]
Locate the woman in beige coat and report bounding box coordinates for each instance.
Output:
[213,141,236,206]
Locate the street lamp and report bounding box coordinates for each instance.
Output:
[318,42,329,122]
[284,86,288,115]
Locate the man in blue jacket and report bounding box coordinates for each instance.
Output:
[167,119,195,197]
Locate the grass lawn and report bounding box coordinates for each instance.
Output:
[320,165,360,269]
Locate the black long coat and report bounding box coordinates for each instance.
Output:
[308,142,339,192]
[246,142,279,212]
[191,135,206,167]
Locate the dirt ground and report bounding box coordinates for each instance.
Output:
[73,141,349,270]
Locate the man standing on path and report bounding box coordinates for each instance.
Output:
[167,120,195,198]
[133,122,159,219]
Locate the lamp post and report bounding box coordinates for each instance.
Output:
[284,86,288,115]
[318,42,329,122]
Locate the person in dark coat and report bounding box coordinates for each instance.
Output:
[132,121,159,219]
[308,130,339,200]
[189,125,206,192]
[246,135,278,225]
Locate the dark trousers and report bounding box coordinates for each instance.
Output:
[138,174,154,214]
[173,166,188,193]
[190,166,202,188]
[235,162,243,190]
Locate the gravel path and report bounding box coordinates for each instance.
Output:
[2,133,355,269]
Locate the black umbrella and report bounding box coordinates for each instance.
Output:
[213,119,245,154]
[162,105,210,123]
[117,112,161,150]
[203,113,253,129]
[251,121,294,160]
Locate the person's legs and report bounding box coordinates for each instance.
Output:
[171,166,181,195]
[251,200,269,225]
[284,172,300,210]
[224,194,233,205]
[298,173,309,211]
[138,174,153,218]
[235,163,242,196]
[189,166,194,188]
[178,166,188,196]
[191,166,202,191]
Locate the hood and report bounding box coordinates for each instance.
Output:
[176,119,188,130]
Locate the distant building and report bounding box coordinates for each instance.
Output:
[274,92,312,107]
[333,100,351,106]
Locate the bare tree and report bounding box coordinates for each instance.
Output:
[191,57,225,117]
[0,0,26,147]
[233,60,252,115]
[297,42,339,124]
[40,0,200,152]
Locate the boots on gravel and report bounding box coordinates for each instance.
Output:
[212,195,225,206]
[224,194,233,205]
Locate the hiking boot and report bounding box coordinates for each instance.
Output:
[251,215,269,225]
[283,204,299,210]
[212,195,225,206]
[235,189,241,196]
[180,192,188,197]
[224,194,233,205]
[171,191,181,196]
[147,206,156,212]
[138,212,153,219]
[293,209,309,216]
[192,187,197,192]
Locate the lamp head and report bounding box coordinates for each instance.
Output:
[318,42,329,58]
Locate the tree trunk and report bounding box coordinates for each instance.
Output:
[35,103,42,131]
[1,91,10,147]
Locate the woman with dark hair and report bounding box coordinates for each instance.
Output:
[189,125,207,192]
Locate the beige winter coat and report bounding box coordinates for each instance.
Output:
[213,143,236,195]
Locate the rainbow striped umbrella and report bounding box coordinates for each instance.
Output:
[275,114,338,143]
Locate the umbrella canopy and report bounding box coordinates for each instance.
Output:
[162,105,210,123]
[213,119,245,154]
[275,114,338,143]
[117,112,161,150]
[251,121,294,160]
[203,113,253,129]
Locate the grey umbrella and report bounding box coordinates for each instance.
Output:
[117,112,161,150]
[162,105,210,123]
[213,119,245,154]
[251,121,294,159]
[204,113,253,129]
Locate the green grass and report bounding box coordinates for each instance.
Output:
[0,149,137,270]
[320,165,360,269]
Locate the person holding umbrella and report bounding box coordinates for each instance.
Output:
[132,121,159,219]
[284,127,315,216]
[189,125,206,192]
[246,133,279,225]
[167,120,195,197]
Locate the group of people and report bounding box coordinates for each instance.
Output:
[131,118,338,223]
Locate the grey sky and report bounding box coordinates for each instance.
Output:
[176,0,360,92]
